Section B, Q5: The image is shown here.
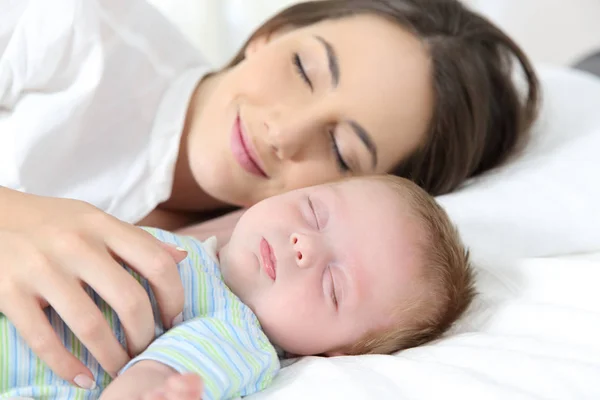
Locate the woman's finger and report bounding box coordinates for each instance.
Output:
[75,249,156,356]
[160,241,189,264]
[1,293,94,388]
[38,272,130,377]
[105,225,186,329]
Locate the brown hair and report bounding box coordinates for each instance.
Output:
[345,175,476,355]
[227,0,540,196]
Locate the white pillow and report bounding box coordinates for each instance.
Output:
[467,0,600,65]
[437,65,600,262]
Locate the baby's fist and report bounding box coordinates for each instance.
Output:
[140,373,204,400]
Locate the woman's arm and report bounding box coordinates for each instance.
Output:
[0,187,187,386]
[174,208,245,248]
[138,207,206,232]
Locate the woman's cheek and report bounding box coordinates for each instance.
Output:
[245,57,290,100]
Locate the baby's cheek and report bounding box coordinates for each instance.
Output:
[267,309,336,354]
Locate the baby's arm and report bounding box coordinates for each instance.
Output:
[101,316,279,400]
[100,360,203,400]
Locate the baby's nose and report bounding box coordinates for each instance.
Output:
[290,233,312,269]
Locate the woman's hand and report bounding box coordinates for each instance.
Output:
[0,188,187,387]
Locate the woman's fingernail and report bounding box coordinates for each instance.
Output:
[172,312,184,327]
[74,374,96,390]
[176,247,187,252]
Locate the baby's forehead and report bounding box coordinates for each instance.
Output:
[341,177,420,207]
[335,177,427,250]
[356,229,427,309]
[359,266,429,336]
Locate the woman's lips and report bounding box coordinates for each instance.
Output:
[260,238,277,281]
[230,115,268,178]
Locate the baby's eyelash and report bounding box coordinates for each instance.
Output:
[329,267,338,308]
[308,196,320,229]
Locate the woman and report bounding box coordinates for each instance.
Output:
[0,0,538,388]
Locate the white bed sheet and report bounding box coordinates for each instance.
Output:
[246,67,600,399]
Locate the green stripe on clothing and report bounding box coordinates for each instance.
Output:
[99,299,114,389]
[157,347,222,395]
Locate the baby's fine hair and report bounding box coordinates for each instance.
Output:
[344,175,476,355]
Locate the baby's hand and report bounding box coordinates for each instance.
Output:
[137,373,203,400]
[100,360,203,400]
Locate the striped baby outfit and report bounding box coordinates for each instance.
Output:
[0,228,279,399]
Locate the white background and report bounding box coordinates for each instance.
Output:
[148,0,600,68]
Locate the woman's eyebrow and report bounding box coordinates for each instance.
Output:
[314,35,339,87]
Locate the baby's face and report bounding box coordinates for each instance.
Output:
[219,179,424,355]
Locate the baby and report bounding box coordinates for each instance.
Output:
[0,175,475,400]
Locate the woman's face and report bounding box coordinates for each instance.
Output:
[187,14,433,207]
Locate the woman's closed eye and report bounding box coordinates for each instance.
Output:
[293,53,313,91]
[329,129,350,173]
[293,53,352,173]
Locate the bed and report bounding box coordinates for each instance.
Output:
[239,65,600,400]
[147,2,600,398]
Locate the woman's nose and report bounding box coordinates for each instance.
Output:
[290,233,320,269]
[266,122,303,161]
[265,114,322,161]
